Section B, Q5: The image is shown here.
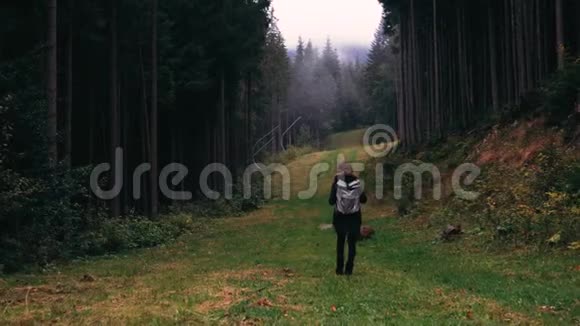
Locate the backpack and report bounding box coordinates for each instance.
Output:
[335,177,362,215]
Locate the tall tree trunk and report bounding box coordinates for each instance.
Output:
[555,0,565,70]
[47,0,58,167]
[515,0,526,94]
[122,89,130,215]
[410,0,420,144]
[219,69,226,164]
[88,88,95,166]
[150,0,159,218]
[246,74,252,163]
[110,0,121,217]
[510,0,520,100]
[278,95,283,150]
[535,0,543,80]
[433,0,441,137]
[395,35,405,145]
[488,3,499,112]
[88,88,95,215]
[457,5,466,128]
[65,0,73,167]
[139,47,151,215]
[504,0,514,104]
[271,92,276,153]
[524,0,533,89]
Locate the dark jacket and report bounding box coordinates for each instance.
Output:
[329,174,367,234]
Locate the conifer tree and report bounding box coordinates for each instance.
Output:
[295,36,305,66]
[321,38,341,81]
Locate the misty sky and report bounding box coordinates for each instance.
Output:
[272,0,383,50]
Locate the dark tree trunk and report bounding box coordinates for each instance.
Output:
[555,0,564,70]
[65,0,73,167]
[433,0,441,137]
[150,0,159,218]
[47,0,58,167]
[488,3,499,112]
[110,0,121,217]
[219,69,226,164]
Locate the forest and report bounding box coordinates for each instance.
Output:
[1,0,276,268]
[0,0,579,324]
[0,0,386,269]
[379,0,580,144]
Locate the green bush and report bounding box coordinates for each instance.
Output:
[0,167,92,270]
[0,165,199,272]
[100,218,181,251]
[72,215,196,256]
[164,214,202,233]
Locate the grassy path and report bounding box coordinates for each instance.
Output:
[1,145,579,325]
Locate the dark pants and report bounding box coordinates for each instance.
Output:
[336,231,357,275]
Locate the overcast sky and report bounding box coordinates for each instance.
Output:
[271,0,383,50]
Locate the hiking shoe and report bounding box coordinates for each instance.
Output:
[345,263,354,275]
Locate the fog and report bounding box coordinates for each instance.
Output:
[272,0,383,48]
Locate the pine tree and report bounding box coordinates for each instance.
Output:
[295,36,305,66]
[260,19,290,153]
[321,38,341,81]
[304,40,317,66]
[364,19,396,126]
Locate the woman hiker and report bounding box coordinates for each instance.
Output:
[329,163,367,275]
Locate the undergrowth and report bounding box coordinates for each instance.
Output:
[376,61,580,249]
[430,148,579,248]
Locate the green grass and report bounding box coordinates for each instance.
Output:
[1,147,578,325]
[325,129,367,150]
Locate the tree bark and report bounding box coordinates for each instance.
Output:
[488,3,499,112]
[555,0,565,70]
[110,0,121,217]
[65,0,73,167]
[433,0,441,137]
[219,69,226,164]
[47,0,58,167]
[150,0,159,218]
[139,47,151,214]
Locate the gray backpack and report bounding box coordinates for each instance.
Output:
[336,178,362,215]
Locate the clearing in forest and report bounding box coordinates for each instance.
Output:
[1,131,578,325]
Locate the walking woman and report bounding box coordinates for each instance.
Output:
[329,163,367,275]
